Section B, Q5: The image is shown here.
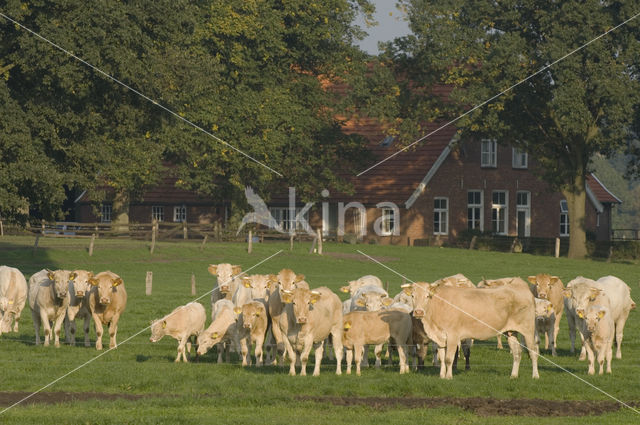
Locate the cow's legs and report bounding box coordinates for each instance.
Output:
[522,332,539,379]
[13,310,21,332]
[53,313,65,348]
[553,310,562,350]
[443,342,457,379]
[567,313,577,354]
[255,334,265,366]
[461,338,471,370]
[374,344,384,368]
[239,336,250,366]
[596,346,606,375]
[176,336,188,362]
[507,334,522,378]
[312,341,324,377]
[605,340,613,374]
[585,341,595,375]
[109,314,121,349]
[331,326,343,376]
[437,346,446,378]
[346,348,353,375]
[614,316,628,359]
[398,344,408,374]
[354,344,364,376]
[83,316,91,347]
[40,311,52,347]
[93,313,104,350]
[548,325,557,357]
[32,309,42,345]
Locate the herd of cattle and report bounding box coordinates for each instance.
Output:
[0,263,636,380]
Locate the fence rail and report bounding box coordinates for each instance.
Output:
[612,229,640,241]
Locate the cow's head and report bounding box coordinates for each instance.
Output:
[355,290,390,311]
[240,302,264,330]
[578,307,607,333]
[243,274,270,300]
[47,269,73,299]
[282,288,320,324]
[71,270,93,298]
[402,282,432,318]
[208,263,242,294]
[275,268,305,292]
[89,272,123,305]
[196,328,225,356]
[528,274,561,300]
[149,319,167,343]
[534,298,554,320]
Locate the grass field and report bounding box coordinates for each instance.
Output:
[0,235,639,424]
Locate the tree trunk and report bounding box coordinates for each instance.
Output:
[562,174,588,259]
[112,190,130,233]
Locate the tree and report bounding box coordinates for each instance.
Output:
[391,0,640,258]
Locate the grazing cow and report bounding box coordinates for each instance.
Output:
[208,263,242,319]
[405,281,539,379]
[268,268,308,364]
[196,299,240,361]
[0,266,28,335]
[534,298,557,356]
[342,309,412,375]
[279,286,343,376]
[234,301,269,366]
[88,271,127,350]
[528,274,564,351]
[150,302,206,363]
[576,305,614,375]
[65,270,93,347]
[28,269,72,347]
[564,276,635,360]
[340,275,384,297]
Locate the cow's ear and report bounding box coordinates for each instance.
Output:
[527,276,537,285]
[233,307,242,315]
[340,286,350,293]
[355,298,365,307]
[232,266,242,275]
[597,309,606,319]
[162,320,167,329]
[401,284,413,296]
[47,270,54,281]
[112,278,123,287]
[576,309,585,319]
[69,272,77,281]
[382,297,393,306]
[207,265,218,275]
[550,276,561,286]
[563,289,572,298]
[294,274,305,283]
[242,277,252,288]
[310,291,321,304]
[89,278,99,286]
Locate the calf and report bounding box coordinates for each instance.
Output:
[65,270,93,347]
[150,302,206,362]
[196,299,239,362]
[279,287,343,376]
[534,298,557,356]
[528,274,564,352]
[340,275,383,297]
[576,305,614,375]
[88,271,127,350]
[208,263,242,319]
[0,266,28,335]
[234,301,268,366]
[343,309,412,375]
[28,269,72,347]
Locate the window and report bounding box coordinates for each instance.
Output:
[491,191,508,235]
[173,206,187,222]
[433,198,448,235]
[512,147,528,169]
[481,139,497,167]
[100,204,112,223]
[269,207,309,232]
[516,191,531,237]
[467,191,483,231]
[560,200,569,236]
[380,207,396,236]
[152,206,164,222]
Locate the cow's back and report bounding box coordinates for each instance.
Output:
[596,276,633,318]
[307,287,342,341]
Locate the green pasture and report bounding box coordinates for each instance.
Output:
[0,235,639,424]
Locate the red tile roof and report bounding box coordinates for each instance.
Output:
[586,174,622,204]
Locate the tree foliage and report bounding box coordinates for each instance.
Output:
[391,0,640,257]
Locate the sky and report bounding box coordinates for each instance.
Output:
[354,1,412,55]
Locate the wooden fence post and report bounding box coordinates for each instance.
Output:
[317,228,323,255]
[248,230,253,253]
[150,221,157,254]
[554,237,560,258]
[200,234,208,251]
[33,235,40,256]
[88,234,96,256]
[469,235,477,250]
[183,222,188,240]
[290,233,294,251]
[145,271,153,295]
[191,273,196,296]
[0,220,3,236]
[309,234,317,254]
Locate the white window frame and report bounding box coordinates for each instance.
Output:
[467,190,483,231]
[151,206,164,222]
[512,147,528,169]
[481,139,497,168]
[433,197,449,235]
[100,203,112,223]
[491,191,508,235]
[173,205,187,223]
[353,208,366,238]
[269,207,309,232]
[560,200,569,236]
[516,191,531,237]
[379,207,397,236]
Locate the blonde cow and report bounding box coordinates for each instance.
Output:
[150,302,206,363]
[28,269,72,347]
[0,266,28,335]
[208,263,242,320]
[197,299,240,362]
[234,301,269,366]
[65,270,93,347]
[343,309,412,375]
[279,287,343,376]
[576,304,614,375]
[528,274,564,352]
[88,271,127,350]
[534,298,557,356]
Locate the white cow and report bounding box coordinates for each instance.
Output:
[64,270,93,347]
[576,304,614,375]
[534,298,556,357]
[197,299,240,362]
[29,269,72,347]
[150,302,206,362]
[208,263,242,320]
[0,266,28,335]
[340,275,384,297]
